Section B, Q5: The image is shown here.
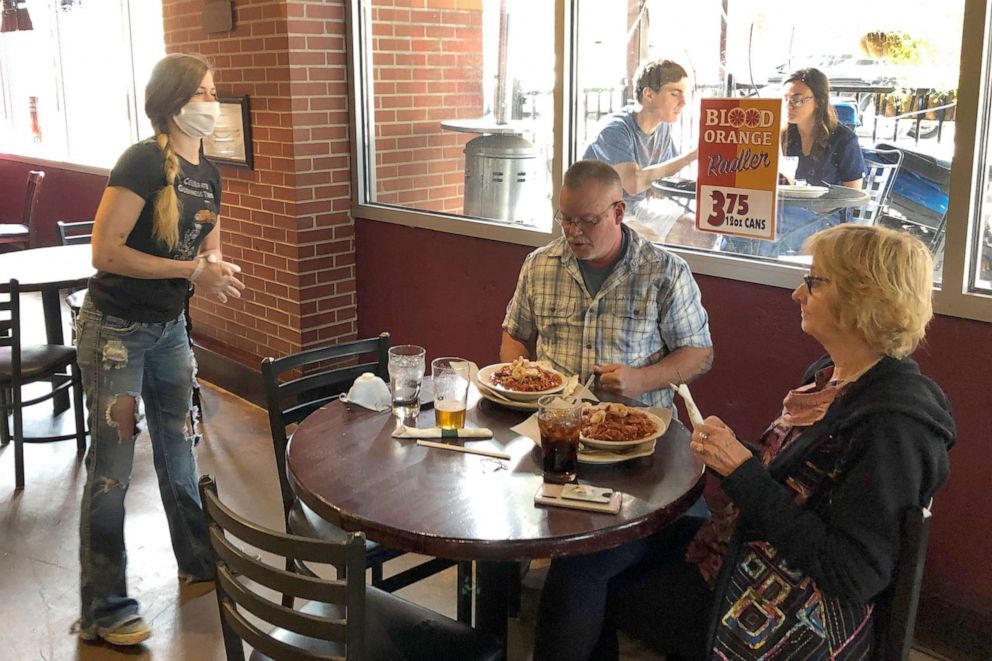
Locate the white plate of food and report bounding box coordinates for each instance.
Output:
[578,439,656,464]
[778,185,829,199]
[477,359,567,401]
[477,383,539,411]
[579,403,668,450]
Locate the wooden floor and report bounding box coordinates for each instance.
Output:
[0,294,956,660]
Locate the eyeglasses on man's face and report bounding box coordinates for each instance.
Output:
[554,200,621,231]
[802,273,830,293]
[784,94,813,107]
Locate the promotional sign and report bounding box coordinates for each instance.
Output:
[695,98,781,240]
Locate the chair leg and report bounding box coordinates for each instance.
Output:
[508,561,522,618]
[457,561,473,624]
[370,562,384,587]
[13,405,24,491]
[0,388,10,447]
[71,362,86,453]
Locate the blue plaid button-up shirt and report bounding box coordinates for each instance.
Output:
[502,226,711,409]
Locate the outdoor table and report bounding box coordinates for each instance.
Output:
[287,384,705,646]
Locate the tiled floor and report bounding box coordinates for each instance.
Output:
[0,293,954,659]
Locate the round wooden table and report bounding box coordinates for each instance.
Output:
[287,386,705,644]
[0,244,93,413]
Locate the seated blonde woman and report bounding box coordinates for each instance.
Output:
[533,224,954,660]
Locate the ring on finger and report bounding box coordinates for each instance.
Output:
[700,432,709,440]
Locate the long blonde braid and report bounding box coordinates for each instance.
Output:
[152,132,182,250]
[144,53,212,251]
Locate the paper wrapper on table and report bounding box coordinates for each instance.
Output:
[392,425,493,439]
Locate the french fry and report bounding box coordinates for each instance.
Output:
[670,382,704,430]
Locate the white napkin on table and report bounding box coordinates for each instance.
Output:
[392,423,493,439]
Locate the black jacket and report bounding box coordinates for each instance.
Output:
[709,355,954,656]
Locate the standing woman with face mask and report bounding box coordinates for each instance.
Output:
[74,53,244,647]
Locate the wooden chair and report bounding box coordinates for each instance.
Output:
[199,475,503,661]
[0,279,86,490]
[56,220,94,318]
[260,333,470,608]
[0,170,45,250]
[873,504,933,661]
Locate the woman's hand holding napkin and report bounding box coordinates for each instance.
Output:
[392,423,493,439]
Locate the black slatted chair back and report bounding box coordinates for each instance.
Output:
[261,333,389,514]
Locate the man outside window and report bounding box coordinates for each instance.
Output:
[500,160,713,410]
[582,59,698,240]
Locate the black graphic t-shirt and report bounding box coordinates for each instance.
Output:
[89,139,221,322]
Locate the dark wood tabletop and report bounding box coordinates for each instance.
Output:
[287,387,705,562]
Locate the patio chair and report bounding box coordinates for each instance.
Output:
[199,475,502,661]
[0,279,86,490]
[850,147,903,226]
[261,333,471,615]
[0,170,45,250]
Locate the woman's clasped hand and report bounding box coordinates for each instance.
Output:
[195,254,245,303]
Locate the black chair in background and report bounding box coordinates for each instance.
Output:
[261,333,470,617]
[0,170,45,251]
[199,475,502,661]
[56,220,95,320]
[874,504,933,661]
[0,279,86,490]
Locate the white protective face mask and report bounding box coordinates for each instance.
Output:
[339,372,392,412]
[173,101,221,138]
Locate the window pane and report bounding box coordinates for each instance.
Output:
[363,0,555,230]
[575,0,961,277]
[0,9,68,159]
[0,0,163,168]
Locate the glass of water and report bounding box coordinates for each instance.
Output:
[387,345,425,424]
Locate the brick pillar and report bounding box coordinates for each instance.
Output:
[162,0,355,365]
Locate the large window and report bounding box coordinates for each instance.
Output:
[358,0,556,231]
[0,0,163,168]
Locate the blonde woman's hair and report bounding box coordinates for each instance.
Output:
[805,225,934,358]
[144,53,211,250]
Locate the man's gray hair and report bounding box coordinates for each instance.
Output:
[563,160,622,192]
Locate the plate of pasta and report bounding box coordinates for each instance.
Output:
[578,402,668,450]
[477,358,566,401]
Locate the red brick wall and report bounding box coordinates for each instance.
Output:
[370,0,483,213]
[162,0,355,366]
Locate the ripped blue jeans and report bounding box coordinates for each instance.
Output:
[76,297,212,635]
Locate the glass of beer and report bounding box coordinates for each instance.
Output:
[537,395,582,484]
[432,357,470,429]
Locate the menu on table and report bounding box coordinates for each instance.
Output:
[695,98,781,242]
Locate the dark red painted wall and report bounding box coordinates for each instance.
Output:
[0,157,106,247]
[356,218,992,615]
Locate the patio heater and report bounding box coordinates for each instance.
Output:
[450,0,542,224]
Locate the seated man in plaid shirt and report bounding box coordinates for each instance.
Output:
[501,160,713,411]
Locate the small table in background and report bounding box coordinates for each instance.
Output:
[0,243,94,414]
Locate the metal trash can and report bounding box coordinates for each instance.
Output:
[463,133,541,224]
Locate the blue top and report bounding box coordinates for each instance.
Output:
[787,123,865,186]
[582,108,676,211]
